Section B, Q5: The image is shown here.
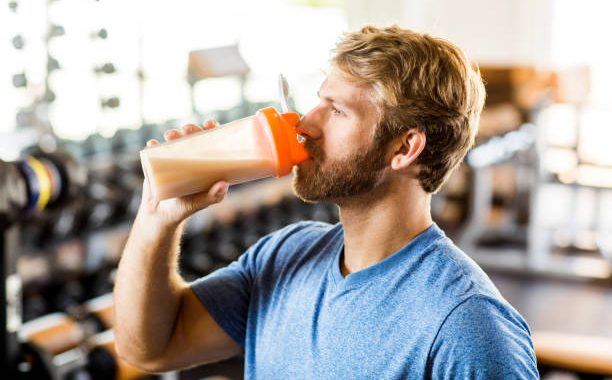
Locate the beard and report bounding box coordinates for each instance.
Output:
[292,136,388,204]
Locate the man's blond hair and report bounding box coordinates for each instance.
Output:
[332,25,486,193]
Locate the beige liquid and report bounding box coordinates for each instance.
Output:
[145,156,276,200]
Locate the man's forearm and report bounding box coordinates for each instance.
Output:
[113,212,187,364]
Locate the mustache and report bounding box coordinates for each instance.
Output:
[304,139,325,161]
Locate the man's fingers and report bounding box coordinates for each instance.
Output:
[163,129,181,141]
[153,120,217,149]
[182,180,229,212]
[209,181,229,200]
[181,124,201,136]
[161,121,215,143]
[202,119,219,130]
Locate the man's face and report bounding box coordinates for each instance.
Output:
[292,70,389,203]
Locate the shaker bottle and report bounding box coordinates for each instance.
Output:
[140,107,309,200]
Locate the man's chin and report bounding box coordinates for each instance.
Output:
[293,159,316,181]
[291,167,321,204]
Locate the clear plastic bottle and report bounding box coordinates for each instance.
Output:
[140,107,308,200]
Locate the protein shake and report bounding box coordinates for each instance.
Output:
[140,107,308,200]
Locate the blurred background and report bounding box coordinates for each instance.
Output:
[1,0,611,379]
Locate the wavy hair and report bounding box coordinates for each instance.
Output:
[332,25,486,193]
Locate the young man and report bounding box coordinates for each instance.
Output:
[114,26,539,379]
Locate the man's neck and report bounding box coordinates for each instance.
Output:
[337,182,433,277]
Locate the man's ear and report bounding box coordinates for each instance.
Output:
[390,130,426,171]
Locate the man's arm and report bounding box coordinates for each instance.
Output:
[113,122,241,372]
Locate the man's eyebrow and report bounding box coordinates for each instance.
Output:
[317,90,355,110]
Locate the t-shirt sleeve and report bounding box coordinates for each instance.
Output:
[427,295,539,380]
[189,235,269,347]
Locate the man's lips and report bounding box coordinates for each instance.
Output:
[299,157,313,166]
[297,157,316,169]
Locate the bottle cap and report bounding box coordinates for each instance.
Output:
[257,107,309,177]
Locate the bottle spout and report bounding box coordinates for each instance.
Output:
[258,107,310,177]
[280,112,309,165]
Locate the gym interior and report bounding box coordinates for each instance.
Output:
[1,0,611,379]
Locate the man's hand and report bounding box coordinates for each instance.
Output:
[140,120,229,227]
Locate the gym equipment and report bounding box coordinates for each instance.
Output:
[13,312,87,379]
[12,35,25,50]
[187,45,250,116]
[76,330,151,380]
[94,63,117,75]
[77,293,114,333]
[101,97,121,109]
[12,73,27,88]
[1,151,85,376]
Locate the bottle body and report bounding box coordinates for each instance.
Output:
[140,107,307,200]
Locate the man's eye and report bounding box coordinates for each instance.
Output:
[331,106,344,116]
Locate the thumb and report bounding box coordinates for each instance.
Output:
[185,181,230,210]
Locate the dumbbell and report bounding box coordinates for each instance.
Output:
[15,312,88,379]
[0,150,86,231]
[75,330,151,380]
[72,293,114,335]
[18,149,88,213]
[20,312,84,357]
[16,314,148,379]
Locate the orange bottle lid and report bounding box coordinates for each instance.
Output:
[257,107,309,177]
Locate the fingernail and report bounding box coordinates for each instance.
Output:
[215,183,228,197]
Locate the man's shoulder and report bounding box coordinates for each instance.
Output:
[415,237,537,376]
[244,220,340,269]
[419,233,504,300]
[399,231,515,325]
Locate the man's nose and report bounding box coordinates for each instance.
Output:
[296,108,323,140]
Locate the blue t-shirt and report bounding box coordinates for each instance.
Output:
[191,222,538,379]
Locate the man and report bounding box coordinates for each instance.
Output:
[114,26,539,379]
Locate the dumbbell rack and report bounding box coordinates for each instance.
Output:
[1,224,55,379]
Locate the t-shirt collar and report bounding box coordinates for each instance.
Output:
[329,223,446,290]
